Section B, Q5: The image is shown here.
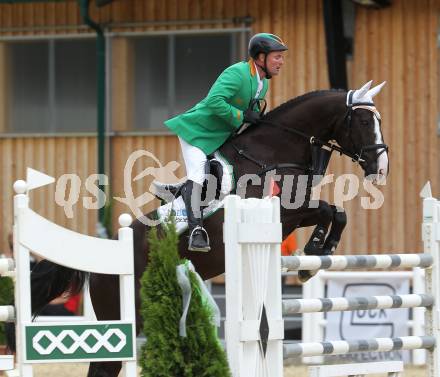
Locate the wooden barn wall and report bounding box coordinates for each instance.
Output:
[0,135,185,254]
[0,0,438,257]
[0,137,98,251]
[335,1,440,254]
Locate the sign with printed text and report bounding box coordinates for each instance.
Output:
[325,275,410,363]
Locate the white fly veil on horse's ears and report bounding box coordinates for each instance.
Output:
[366,81,386,99]
[353,80,373,102]
[348,80,386,105]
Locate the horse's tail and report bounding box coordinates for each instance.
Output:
[31,260,89,315]
[4,261,89,353]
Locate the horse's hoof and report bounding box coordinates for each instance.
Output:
[322,248,334,256]
[303,244,323,256]
[298,269,317,283]
[292,249,304,257]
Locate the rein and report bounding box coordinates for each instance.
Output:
[231,97,389,176]
[231,144,311,176]
[258,119,367,162]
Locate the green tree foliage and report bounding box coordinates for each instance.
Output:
[140,223,230,377]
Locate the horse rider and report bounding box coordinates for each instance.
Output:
[165,33,288,252]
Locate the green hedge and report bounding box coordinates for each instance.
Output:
[139,223,230,377]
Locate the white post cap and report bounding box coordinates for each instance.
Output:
[13,180,27,194]
[119,213,133,227]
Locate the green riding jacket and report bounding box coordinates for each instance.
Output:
[165,59,269,155]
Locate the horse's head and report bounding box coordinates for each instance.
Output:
[336,81,389,183]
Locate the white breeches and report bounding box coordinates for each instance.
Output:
[179,137,208,185]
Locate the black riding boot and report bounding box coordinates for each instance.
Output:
[181,180,210,252]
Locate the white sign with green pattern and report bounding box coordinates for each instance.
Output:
[24,322,135,362]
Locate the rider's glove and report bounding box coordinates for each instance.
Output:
[243,109,261,125]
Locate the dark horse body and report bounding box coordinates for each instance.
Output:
[30,88,388,377]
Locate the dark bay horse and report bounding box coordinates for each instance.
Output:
[30,82,389,377]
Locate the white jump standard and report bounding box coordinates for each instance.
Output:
[2,178,138,377]
[223,193,440,377]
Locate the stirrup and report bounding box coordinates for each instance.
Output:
[188,226,211,252]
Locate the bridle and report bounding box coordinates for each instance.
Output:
[232,93,389,176]
[344,90,388,165]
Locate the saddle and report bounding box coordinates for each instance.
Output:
[151,152,234,204]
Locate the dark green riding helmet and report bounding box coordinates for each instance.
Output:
[248,33,288,59]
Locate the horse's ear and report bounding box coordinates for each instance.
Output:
[367,81,386,99]
[353,80,373,102]
[358,80,373,92]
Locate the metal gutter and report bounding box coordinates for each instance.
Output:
[79,0,106,225]
[0,16,252,34]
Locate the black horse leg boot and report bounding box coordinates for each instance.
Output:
[181,180,210,252]
[304,225,327,255]
[299,225,328,283]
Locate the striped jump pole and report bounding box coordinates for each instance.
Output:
[281,254,433,271]
[0,259,15,321]
[0,259,15,276]
[0,306,15,322]
[284,336,436,359]
[0,256,15,371]
[283,293,434,314]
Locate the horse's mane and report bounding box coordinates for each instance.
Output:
[265,89,346,118]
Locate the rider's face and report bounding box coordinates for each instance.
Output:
[256,51,285,77]
[265,51,285,76]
